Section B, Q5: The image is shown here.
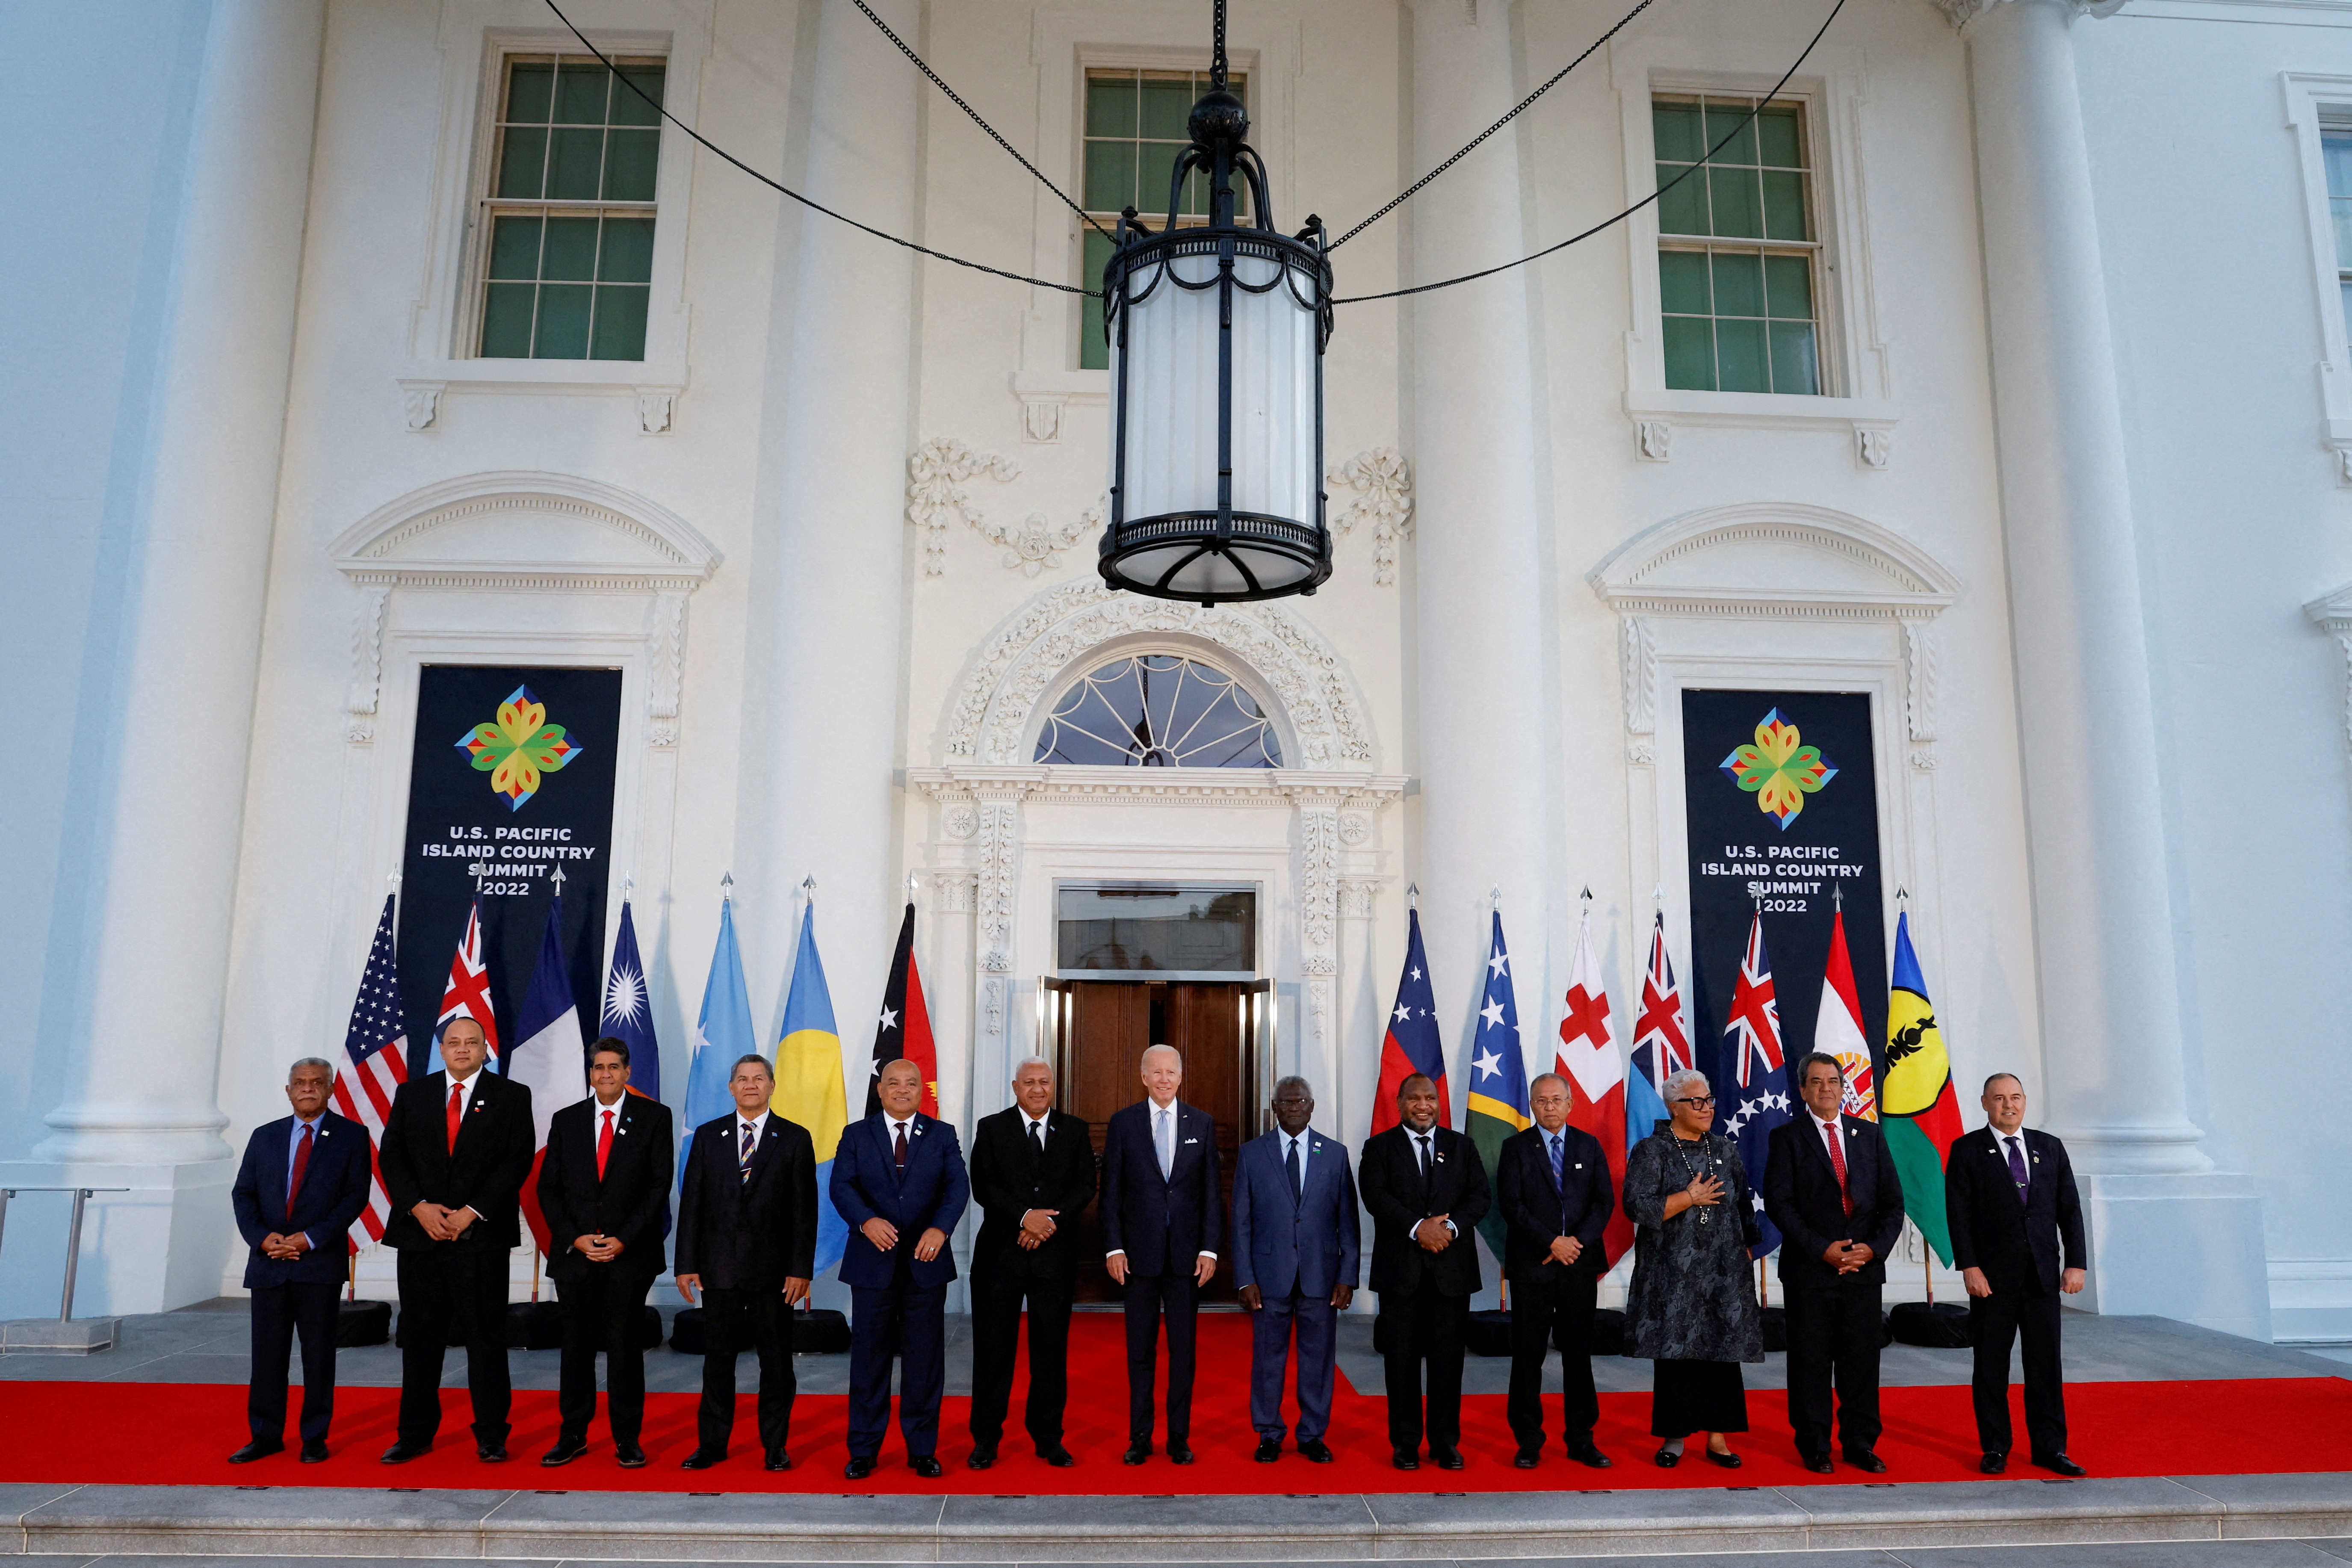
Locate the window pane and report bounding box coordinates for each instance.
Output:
[547,127,605,200]
[505,61,555,125]
[481,282,536,357]
[488,216,544,280]
[1139,76,1191,141]
[1708,164,1762,239]
[2326,131,2352,198]
[1657,163,1707,236]
[1704,97,1758,166]
[1711,250,1765,318]
[1087,73,1137,139]
[1659,249,1711,314]
[1765,254,1813,319]
[555,59,610,124]
[1769,320,1819,394]
[1715,315,1769,392]
[495,126,547,199]
[535,282,592,357]
[605,128,659,201]
[600,216,655,282]
[1085,139,1136,213]
[1757,104,1804,169]
[1653,100,1703,162]
[611,65,664,127]
[1082,228,1114,371]
[1663,315,1715,390]
[2334,198,2352,271]
[2342,278,2352,352]
[542,216,600,281]
[1762,170,1808,241]
[590,284,649,359]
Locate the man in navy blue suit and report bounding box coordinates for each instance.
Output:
[830,1057,969,1480]
[228,1057,374,1464]
[1496,1072,1616,1471]
[1232,1075,1359,1464]
[1102,1043,1222,1465]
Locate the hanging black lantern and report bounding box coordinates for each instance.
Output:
[1099,0,1334,605]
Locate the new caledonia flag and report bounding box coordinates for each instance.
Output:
[1464,909,1529,1264]
[1372,903,1449,1135]
[1880,908,1963,1264]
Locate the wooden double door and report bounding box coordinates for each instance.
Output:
[1040,977,1271,1303]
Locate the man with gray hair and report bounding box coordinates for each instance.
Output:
[1102,1043,1222,1464]
[1232,1075,1359,1462]
[228,1057,374,1463]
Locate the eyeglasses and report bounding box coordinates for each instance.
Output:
[1673,1095,1716,1107]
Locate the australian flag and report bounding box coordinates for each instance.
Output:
[1714,909,1791,1259]
[1372,906,1450,1135]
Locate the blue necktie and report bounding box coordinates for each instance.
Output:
[1548,1132,1564,1184]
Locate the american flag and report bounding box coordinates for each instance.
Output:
[436,896,500,1065]
[331,893,409,1249]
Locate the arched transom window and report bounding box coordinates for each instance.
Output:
[1034,655,1282,768]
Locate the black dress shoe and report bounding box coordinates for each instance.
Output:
[1513,1447,1542,1469]
[616,1445,647,1468]
[380,1440,430,1465]
[2033,1452,2086,1476]
[1566,1438,1611,1469]
[477,1442,508,1462]
[228,1439,283,1464]
[1802,1453,1834,1475]
[910,1454,943,1479]
[765,1449,791,1472]
[1038,1443,1076,1468]
[1122,1441,1150,1465]
[968,1446,996,1470]
[1392,1447,1421,1471]
[1981,1452,2008,1474]
[300,1440,329,1464]
[1431,1444,1466,1471]
[845,1454,877,1480]
[540,1439,587,1468]
[1702,1446,1742,1469]
[1300,1438,1334,1464]
[1255,1437,1282,1463]
[679,1448,725,1470]
[1167,1440,1195,1465]
[1654,1446,1681,1468]
[1843,1447,1887,1474]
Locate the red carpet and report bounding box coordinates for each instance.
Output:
[2,1314,2339,1495]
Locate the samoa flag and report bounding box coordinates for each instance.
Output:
[1372,907,1451,1135]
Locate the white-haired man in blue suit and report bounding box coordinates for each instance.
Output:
[1232,1075,1361,1463]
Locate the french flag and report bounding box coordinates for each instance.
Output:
[508,888,588,1257]
[1372,906,1450,1135]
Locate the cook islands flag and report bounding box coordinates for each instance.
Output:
[1880,910,1964,1265]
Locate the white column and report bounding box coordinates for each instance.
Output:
[3,0,325,1318]
[1406,0,1555,1056]
[1964,0,2267,1337]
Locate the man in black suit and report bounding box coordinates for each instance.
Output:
[1763,1051,1906,1474]
[1101,1042,1222,1465]
[1947,1072,2087,1476]
[1496,1072,1614,1471]
[228,1056,374,1464]
[674,1053,818,1471]
[966,1054,1096,1469]
[377,1015,536,1463]
[535,1037,675,1468]
[1359,1072,1490,1471]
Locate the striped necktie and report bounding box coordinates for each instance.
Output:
[739,1121,756,1184]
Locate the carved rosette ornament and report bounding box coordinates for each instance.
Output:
[1327,447,1415,586]
[907,438,1020,577]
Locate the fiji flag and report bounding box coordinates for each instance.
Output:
[774,900,850,1277]
[1463,911,1530,1263]
[1715,909,1791,1259]
[1371,907,1449,1135]
[1628,911,1693,1149]
[600,898,660,1102]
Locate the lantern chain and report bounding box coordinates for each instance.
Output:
[1212,0,1231,91]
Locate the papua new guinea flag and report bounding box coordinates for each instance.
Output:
[1372,908,1451,1135]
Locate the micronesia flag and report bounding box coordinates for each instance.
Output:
[774,898,849,1278]
[1715,908,1791,1259]
[600,897,660,1102]
[1627,910,1693,1149]
[679,890,756,1190]
[1372,905,1450,1135]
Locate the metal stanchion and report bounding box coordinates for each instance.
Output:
[60,1188,92,1321]
[0,1186,127,1352]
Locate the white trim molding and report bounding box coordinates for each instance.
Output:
[2305,582,2352,788]
[1328,447,1415,586]
[2282,74,2352,484]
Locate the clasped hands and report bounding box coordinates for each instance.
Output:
[408,1200,478,1243]
[1016,1208,1058,1249]
[1412,1215,1456,1253]
[571,1232,626,1264]
[258,1231,311,1261]
[860,1216,949,1263]
[1821,1239,1874,1273]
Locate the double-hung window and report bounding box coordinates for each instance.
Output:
[477,53,665,361]
[1654,94,1822,396]
[1078,68,1246,371]
[2325,118,2352,356]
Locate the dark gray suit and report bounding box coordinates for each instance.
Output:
[1231,1127,1361,1444]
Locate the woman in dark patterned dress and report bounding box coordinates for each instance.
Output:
[1622,1067,1763,1468]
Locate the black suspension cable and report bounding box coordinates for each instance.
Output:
[1327,0,1661,251]
[844,0,1115,239]
[541,0,1093,295]
[1332,0,1844,306]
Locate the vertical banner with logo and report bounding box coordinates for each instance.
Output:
[397,665,624,1063]
[1681,690,1888,1097]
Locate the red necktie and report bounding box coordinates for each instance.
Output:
[446,1082,464,1152]
[597,1108,615,1179]
[287,1123,313,1222]
[1824,1119,1853,1218]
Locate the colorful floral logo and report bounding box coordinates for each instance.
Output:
[455,685,581,810]
[1720,708,1835,830]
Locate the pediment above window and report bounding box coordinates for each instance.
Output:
[1587,501,1959,620]
[329,470,718,591]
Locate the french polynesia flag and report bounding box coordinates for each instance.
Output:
[1556,908,1631,1269]
[1372,907,1449,1135]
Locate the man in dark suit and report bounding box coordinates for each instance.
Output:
[228,1056,374,1464]
[1947,1072,2087,1476]
[1764,1051,1906,1474]
[1360,1072,1490,1471]
[376,1015,535,1463]
[535,1037,675,1468]
[966,1054,1096,1469]
[1101,1043,1222,1465]
[1232,1075,1359,1464]
[831,1057,970,1480]
[1496,1071,1614,1471]
[674,1053,817,1471]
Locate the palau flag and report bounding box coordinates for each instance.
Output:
[774,899,849,1277]
[1371,906,1449,1135]
[679,894,755,1191]
[1879,910,1964,1265]
[1464,910,1530,1264]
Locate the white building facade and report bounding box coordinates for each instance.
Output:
[3,0,2347,1340]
